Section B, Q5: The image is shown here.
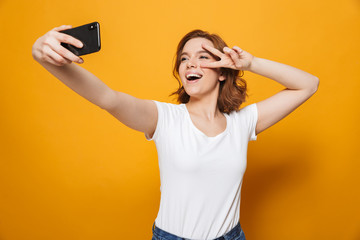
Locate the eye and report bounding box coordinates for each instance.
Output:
[180,57,187,62]
[200,55,209,59]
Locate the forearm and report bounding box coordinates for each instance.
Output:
[248,57,319,92]
[36,59,115,109]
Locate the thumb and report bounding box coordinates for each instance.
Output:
[200,62,220,68]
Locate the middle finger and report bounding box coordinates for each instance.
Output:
[44,45,72,65]
[48,38,82,63]
[201,44,224,58]
[224,47,241,69]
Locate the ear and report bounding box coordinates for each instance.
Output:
[219,71,226,81]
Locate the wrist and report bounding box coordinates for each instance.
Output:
[248,56,259,73]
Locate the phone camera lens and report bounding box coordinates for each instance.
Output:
[88,24,96,31]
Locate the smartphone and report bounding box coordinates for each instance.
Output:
[60,21,101,56]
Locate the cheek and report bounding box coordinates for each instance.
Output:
[178,65,186,78]
[203,68,220,77]
[178,69,186,83]
[179,63,185,70]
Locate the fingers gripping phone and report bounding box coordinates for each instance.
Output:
[60,22,101,56]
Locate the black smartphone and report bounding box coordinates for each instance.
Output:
[60,21,101,56]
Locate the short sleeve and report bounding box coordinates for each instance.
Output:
[248,103,258,141]
[145,100,164,141]
[239,103,258,141]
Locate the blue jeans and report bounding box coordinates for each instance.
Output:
[151,221,246,240]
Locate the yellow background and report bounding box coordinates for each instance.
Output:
[1,0,359,239]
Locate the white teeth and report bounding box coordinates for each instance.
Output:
[186,73,202,79]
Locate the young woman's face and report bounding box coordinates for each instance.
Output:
[178,37,225,99]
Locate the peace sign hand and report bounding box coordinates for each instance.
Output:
[200,44,254,71]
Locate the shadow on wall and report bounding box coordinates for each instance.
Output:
[241,135,315,238]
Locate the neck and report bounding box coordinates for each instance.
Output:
[186,93,222,121]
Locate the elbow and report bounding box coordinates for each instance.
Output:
[309,76,319,95]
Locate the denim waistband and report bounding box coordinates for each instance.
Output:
[152,221,243,240]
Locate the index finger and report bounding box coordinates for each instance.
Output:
[52,25,72,32]
[53,31,84,49]
[201,44,223,58]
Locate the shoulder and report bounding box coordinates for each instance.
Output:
[152,100,179,107]
[229,103,259,141]
[152,100,185,116]
[145,101,184,141]
[231,103,257,118]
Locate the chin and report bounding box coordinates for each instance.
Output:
[184,87,200,97]
[184,89,203,99]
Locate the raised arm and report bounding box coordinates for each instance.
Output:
[200,43,319,135]
[32,25,157,137]
[247,56,319,135]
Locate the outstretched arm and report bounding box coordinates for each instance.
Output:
[200,44,319,135]
[32,25,158,137]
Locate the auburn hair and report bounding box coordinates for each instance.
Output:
[169,29,248,114]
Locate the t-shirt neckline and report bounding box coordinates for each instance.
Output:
[182,103,230,139]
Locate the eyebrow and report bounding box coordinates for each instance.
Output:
[180,50,210,57]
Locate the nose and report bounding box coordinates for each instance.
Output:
[186,58,197,68]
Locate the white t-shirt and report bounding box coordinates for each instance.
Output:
[145,100,258,240]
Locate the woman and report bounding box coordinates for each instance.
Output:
[32,25,319,240]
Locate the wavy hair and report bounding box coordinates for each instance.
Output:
[169,29,248,114]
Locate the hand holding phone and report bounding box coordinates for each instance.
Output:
[32,22,101,66]
[32,25,84,66]
[60,22,101,56]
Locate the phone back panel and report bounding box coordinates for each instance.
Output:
[60,22,101,56]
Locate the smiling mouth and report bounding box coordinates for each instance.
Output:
[186,74,203,81]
